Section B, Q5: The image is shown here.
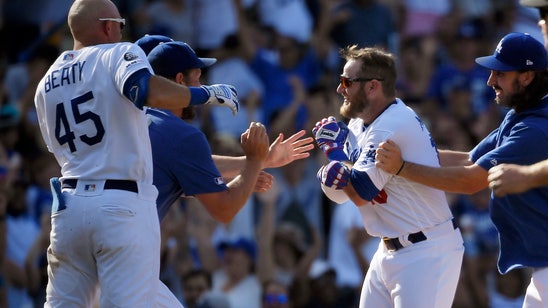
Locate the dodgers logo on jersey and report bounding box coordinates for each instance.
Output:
[124,52,138,61]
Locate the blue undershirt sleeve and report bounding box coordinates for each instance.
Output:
[189,87,209,106]
[123,68,151,109]
[350,169,380,201]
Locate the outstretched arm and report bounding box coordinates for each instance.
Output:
[212,129,314,178]
[375,139,488,194]
[197,123,269,223]
[488,161,548,196]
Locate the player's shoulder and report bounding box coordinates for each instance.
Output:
[93,42,145,59]
[147,108,202,137]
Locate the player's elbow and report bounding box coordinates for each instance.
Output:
[201,196,243,224]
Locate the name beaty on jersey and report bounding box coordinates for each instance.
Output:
[44,61,86,93]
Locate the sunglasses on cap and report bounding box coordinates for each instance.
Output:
[98,18,126,30]
[340,75,383,89]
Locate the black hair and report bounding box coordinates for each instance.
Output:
[514,70,548,113]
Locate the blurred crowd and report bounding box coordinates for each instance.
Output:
[0,0,541,307]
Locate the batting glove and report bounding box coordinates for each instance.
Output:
[312,116,349,161]
[317,161,350,190]
[201,84,240,116]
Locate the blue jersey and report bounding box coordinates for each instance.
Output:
[146,108,227,221]
[471,98,548,274]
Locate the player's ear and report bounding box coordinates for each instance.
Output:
[174,72,185,85]
[99,20,111,37]
[519,71,534,87]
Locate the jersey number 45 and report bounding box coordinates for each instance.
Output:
[55,91,105,152]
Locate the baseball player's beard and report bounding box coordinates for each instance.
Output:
[494,80,527,111]
[340,94,368,119]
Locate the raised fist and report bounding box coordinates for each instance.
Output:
[201,84,239,116]
[312,116,349,161]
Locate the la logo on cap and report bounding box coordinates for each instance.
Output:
[495,40,503,54]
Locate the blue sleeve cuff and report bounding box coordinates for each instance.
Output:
[189,87,209,106]
[327,150,349,162]
[350,169,380,201]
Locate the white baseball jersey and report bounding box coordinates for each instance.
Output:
[34,42,154,183]
[34,43,184,307]
[346,98,453,238]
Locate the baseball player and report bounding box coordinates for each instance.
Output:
[33,0,240,306]
[143,40,315,223]
[313,46,463,307]
[376,33,548,307]
[486,0,548,197]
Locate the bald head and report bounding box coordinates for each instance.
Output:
[68,0,122,49]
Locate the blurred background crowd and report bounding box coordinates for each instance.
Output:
[0,0,541,307]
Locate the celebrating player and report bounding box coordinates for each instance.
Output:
[485,0,548,197]
[143,39,314,222]
[33,0,240,306]
[376,32,548,307]
[313,46,464,307]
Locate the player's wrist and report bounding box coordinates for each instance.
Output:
[396,161,406,175]
[324,146,348,162]
[189,86,209,105]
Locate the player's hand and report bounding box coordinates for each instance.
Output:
[266,130,314,168]
[253,171,274,193]
[317,160,350,189]
[488,164,533,197]
[240,122,270,164]
[375,139,403,175]
[312,116,349,161]
[201,84,240,116]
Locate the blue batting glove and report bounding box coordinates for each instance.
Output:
[312,116,349,161]
[317,161,350,190]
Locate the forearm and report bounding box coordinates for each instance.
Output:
[527,160,548,188]
[201,160,264,223]
[398,162,487,194]
[146,75,191,109]
[438,149,472,167]
[225,160,263,206]
[212,155,245,178]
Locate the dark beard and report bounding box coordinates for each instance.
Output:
[506,83,540,113]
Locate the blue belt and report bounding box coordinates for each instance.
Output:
[61,179,138,193]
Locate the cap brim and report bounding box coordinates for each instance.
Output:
[520,0,548,7]
[199,57,217,67]
[475,55,516,71]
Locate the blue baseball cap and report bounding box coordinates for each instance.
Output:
[135,34,174,55]
[217,237,256,261]
[147,41,217,78]
[475,32,548,71]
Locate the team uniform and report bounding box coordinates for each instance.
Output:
[334,99,464,307]
[145,108,228,221]
[471,97,548,306]
[34,43,180,307]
